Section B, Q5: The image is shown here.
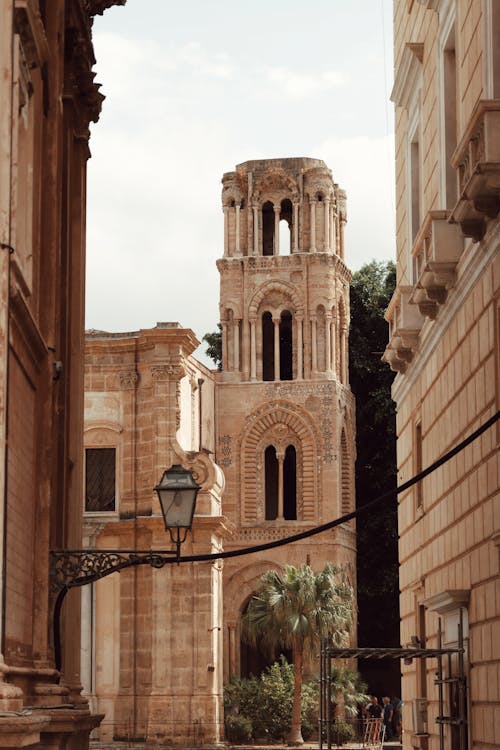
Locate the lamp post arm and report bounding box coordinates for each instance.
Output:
[50,549,179,671]
[50,549,178,593]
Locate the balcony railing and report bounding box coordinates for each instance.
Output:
[383,285,425,373]
[451,99,500,241]
[409,210,463,320]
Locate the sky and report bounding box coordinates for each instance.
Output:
[86,0,395,365]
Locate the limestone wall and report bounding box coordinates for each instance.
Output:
[388,2,500,749]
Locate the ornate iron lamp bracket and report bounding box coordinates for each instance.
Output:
[49,548,178,593]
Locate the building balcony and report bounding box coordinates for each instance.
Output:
[382,286,425,373]
[409,210,463,320]
[451,100,500,241]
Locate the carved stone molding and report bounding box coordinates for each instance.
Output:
[219,434,232,467]
[409,211,464,320]
[150,363,185,382]
[119,369,139,390]
[451,100,500,238]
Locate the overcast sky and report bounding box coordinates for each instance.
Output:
[86,0,395,365]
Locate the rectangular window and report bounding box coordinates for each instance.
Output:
[417,604,427,698]
[410,137,421,245]
[492,0,500,98]
[414,420,423,511]
[85,448,116,512]
[443,26,458,209]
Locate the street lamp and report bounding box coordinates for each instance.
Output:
[50,463,201,669]
[154,464,201,559]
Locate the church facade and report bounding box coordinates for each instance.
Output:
[82,158,357,745]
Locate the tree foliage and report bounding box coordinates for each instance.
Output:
[224,657,318,742]
[202,323,222,370]
[349,260,399,655]
[242,564,353,744]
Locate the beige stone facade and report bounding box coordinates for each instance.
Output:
[83,158,357,744]
[83,325,226,744]
[0,1,124,749]
[384,2,500,750]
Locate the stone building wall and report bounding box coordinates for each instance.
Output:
[83,325,227,745]
[0,1,125,748]
[385,2,499,750]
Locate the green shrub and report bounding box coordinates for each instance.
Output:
[224,656,318,741]
[225,714,253,743]
[331,719,355,746]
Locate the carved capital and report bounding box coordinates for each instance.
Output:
[119,370,139,390]
[151,363,185,382]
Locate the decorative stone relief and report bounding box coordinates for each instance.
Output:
[150,362,185,381]
[264,381,335,399]
[119,370,139,390]
[219,434,232,467]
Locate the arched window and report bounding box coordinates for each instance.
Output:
[262,311,274,381]
[279,310,293,380]
[279,199,293,254]
[262,201,274,256]
[283,445,297,520]
[265,445,278,520]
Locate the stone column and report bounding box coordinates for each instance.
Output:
[325,313,332,372]
[330,316,337,378]
[221,321,228,371]
[233,319,240,372]
[242,318,250,379]
[324,198,331,251]
[311,318,317,373]
[228,625,237,680]
[223,206,229,256]
[331,207,337,254]
[253,204,259,256]
[250,318,257,381]
[273,317,280,381]
[309,199,316,251]
[340,216,346,260]
[274,205,280,255]
[235,204,240,255]
[341,325,348,383]
[296,316,303,380]
[293,202,299,252]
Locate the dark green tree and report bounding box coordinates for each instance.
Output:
[349,260,399,692]
[202,323,222,370]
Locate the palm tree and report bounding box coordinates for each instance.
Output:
[242,563,353,745]
[329,664,369,717]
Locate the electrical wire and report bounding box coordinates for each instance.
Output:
[172,409,500,565]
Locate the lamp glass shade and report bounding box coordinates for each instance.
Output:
[154,464,200,529]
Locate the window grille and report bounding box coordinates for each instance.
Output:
[85,448,116,512]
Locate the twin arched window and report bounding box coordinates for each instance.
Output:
[262,310,293,381]
[264,444,297,520]
[262,199,293,257]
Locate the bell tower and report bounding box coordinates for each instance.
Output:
[216,158,356,679]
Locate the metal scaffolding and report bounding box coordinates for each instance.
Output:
[319,616,467,750]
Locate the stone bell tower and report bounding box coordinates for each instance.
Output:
[216,158,356,680]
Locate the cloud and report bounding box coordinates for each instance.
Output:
[265,66,345,98]
[179,42,235,79]
[312,134,396,271]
